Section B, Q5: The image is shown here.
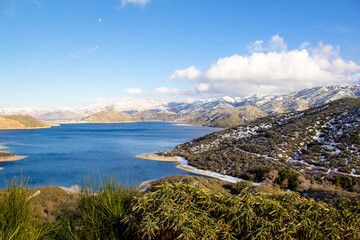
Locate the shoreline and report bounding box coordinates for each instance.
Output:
[172,123,192,126]
[136,153,179,162]
[56,120,184,124]
[50,120,221,129]
[138,180,154,191]
[0,126,52,131]
[136,153,243,184]
[0,143,28,164]
[0,155,28,163]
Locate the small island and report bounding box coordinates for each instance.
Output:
[0,152,27,163]
[0,145,28,169]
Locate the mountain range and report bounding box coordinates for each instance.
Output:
[0,85,359,127]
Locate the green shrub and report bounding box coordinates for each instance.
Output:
[2,176,360,239]
[0,177,46,240]
[276,169,299,189]
[230,180,254,194]
[50,178,139,239]
[306,143,322,153]
[130,182,360,240]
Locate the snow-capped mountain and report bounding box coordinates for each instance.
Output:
[77,98,171,116]
[169,85,360,115]
[0,107,82,121]
[0,99,173,121]
[0,85,359,121]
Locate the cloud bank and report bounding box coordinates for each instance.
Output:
[169,65,201,80]
[124,88,142,94]
[159,35,360,97]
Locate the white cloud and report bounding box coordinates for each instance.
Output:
[247,40,264,53]
[68,45,98,58]
[269,34,287,52]
[162,35,360,97]
[300,41,311,49]
[121,0,151,6]
[247,35,287,53]
[151,87,183,95]
[195,83,210,92]
[169,65,201,80]
[124,88,142,94]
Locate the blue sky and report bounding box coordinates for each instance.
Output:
[1,0,359,108]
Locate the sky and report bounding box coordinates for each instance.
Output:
[1,0,360,108]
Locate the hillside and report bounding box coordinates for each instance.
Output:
[130,110,178,122]
[185,105,268,128]
[0,116,26,129]
[169,98,360,192]
[3,115,49,128]
[0,115,49,129]
[249,85,360,114]
[82,109,132,123]
[81,106,267,128]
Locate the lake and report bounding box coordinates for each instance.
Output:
[0,122,217,189]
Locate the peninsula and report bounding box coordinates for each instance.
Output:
[136,153,242,183]
[0,114,50,130]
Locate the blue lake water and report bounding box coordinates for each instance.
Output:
[0,122,217,189]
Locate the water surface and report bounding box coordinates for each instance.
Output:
[0,122,216,188]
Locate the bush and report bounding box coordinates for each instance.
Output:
[50,178,139,239]
[2,176,360,239]
[274,169,300,190]
[0,177,46,239]
[230,180,254,194]
[130,182,360,239]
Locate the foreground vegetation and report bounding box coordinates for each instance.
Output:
[0,178,47,240]
[0,176,359,239]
